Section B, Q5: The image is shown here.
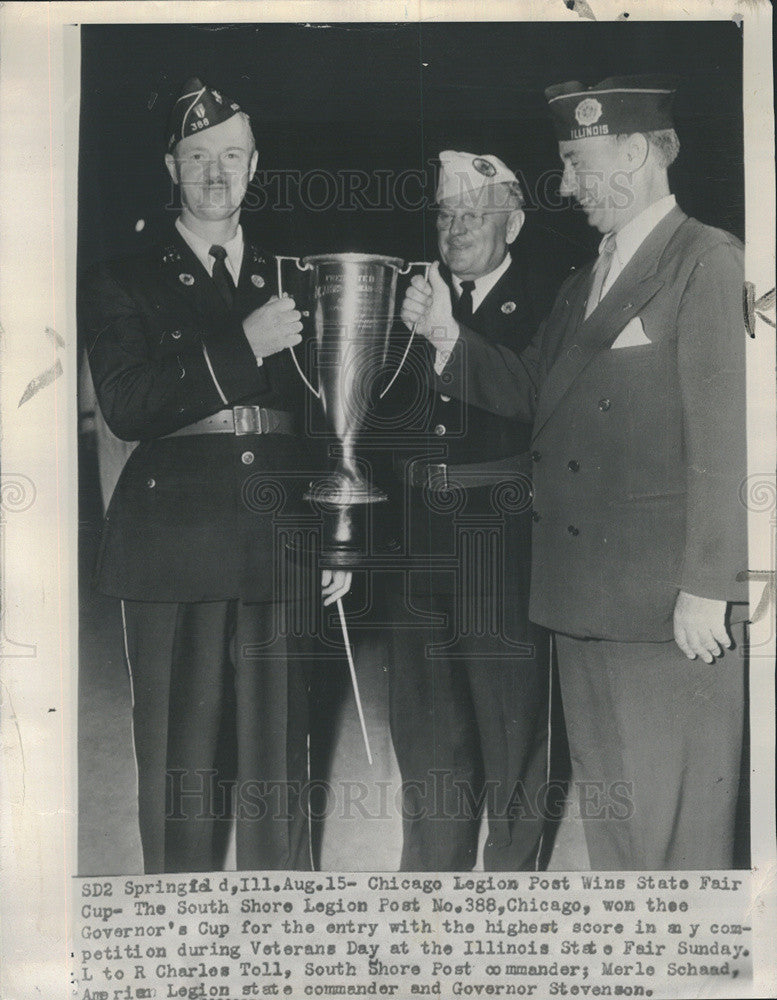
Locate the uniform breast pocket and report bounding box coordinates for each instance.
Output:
[609,316,651,350]
[598,336,674,380]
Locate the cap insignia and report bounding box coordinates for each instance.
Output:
[574,98,603,127]
[472,157,497,177]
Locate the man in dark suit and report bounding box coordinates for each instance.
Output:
[81,79,351,873]
[385,152,556,871]
[401,78,748,870]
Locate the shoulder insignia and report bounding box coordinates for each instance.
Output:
[161,246,182,265]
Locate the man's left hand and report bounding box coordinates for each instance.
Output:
[673,590,731,663]
[321,569,352,606]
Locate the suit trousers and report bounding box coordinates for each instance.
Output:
[387,582,550,872]
[122,598,311,874]
[555,623,746,870]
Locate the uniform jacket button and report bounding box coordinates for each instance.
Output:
[241,451,255,465]
[567,524,579,536]
[439,394,451,402]
[171,329,182,340]
[532,510,541,522]
[434,423,446,436]
[531,450,541,462]
[147,478,156,488]
[598,398,611,411]
[567,459,580,473]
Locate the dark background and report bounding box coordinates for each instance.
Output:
[78,20,744,276]
[77,20,749,871]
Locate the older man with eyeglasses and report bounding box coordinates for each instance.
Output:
[382,151,560,871]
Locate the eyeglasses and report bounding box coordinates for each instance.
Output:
[433,208,511,232]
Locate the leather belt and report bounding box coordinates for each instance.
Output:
[166,406,295,438]
[406,453,531,492]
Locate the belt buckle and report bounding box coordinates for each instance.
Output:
[426,463,449,491]
[233,405,261,435]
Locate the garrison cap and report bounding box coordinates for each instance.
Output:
[167,77,242,151]
[545,75,678,141]
[436,150,523,207]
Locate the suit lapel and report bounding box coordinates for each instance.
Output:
[234,242,273,314]
[532,206,687,438]
[159,229,230,322]
[473,264,525,336]
[161,229,275,319]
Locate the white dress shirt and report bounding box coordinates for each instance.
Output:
[175,217,244,285]
[450,251,512,314]
[599,194,676,299]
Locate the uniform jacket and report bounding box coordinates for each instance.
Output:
[379,255,557,573]
[437,205,748,640]
[80,227,317,603]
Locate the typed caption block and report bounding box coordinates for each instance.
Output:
[74,872,752,999]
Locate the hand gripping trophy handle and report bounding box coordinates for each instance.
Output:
[378,260,432,400]
[275,255,319,398]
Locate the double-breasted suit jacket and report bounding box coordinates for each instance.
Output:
[82,229,313,604]
[439,205,748,641]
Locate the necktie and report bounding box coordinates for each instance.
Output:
[584,233,617,319]
[455,280,476,324]
[209,244,235,308]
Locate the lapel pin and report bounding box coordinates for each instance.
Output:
[179,273,194,286]
[501,301,516,314]
[251,274,266,289]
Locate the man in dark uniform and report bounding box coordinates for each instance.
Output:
[80,79,350,874]
[385,152,557,871]
[402,78,748,870]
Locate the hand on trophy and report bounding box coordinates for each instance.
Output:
[399,261,458,355]
[242,295,304,361]
[321,568,353,606]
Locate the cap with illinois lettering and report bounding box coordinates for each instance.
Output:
[545,75,678,141]
[167,77,242,151]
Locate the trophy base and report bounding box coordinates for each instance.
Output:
[288,499,398,569]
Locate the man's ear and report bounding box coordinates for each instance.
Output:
[248,149,258,184]
[625,133,649,171]
[506,209,525,245]
[164,153,179,186]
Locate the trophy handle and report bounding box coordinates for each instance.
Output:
[379,260,432,400]
[275,255,320,399]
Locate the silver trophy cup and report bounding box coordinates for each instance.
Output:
[277,252,429,564]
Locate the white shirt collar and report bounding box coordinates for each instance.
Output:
[602,194,677,270]
[451,251,512,313]
[175,217,244,283]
